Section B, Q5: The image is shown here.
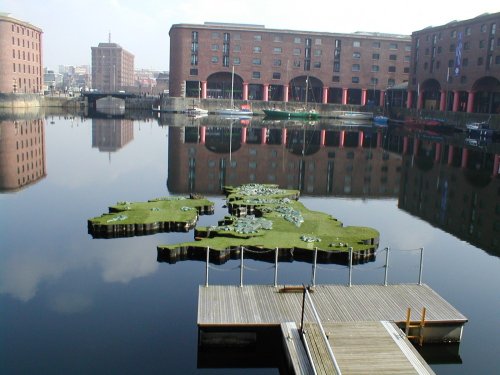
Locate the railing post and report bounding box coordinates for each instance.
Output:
[205,246,210,287]
[311,247,318,287]
[418,247,424,285]
[384,247,390,286]
[348,247,353,287]
[274,247,278,288]
[240,246,244,287]
[300,285,306,333]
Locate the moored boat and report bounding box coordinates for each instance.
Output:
[263,108,319,119]
[336,111,373,120]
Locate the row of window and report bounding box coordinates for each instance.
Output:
[208,55,407,74]
[209,31,408,50]
[10,24,40,39]
[11,37,40,50]
[209,44,411,61]
[423,38,500,55]
[430,22,497,41]
[13,63,41,75]
[422,55,500,71]
[11,49,40,63]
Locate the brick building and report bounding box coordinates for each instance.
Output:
[91,42,134,91]
[167,125,401,197]
[169,23,411,106]
[0,13,43,94]
[409,12,500,113]
[0,118,46,192]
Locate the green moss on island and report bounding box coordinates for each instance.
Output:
[158,184,379,256]
[88,196,214,238]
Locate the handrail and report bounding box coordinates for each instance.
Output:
[301,287,342,375]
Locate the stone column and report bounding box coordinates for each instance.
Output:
[452,91,459,112]
[361,89,367,106]
[322,86,328,104]
[243,83,249,101]
[263,84,269,102]
[439,90,446,111]
[466,91,475,113]
[241,127,247,144]
[358,131,364,147]
[379,90,385,107]
[461,148,468,168]
[320,129,326,146]
[284,85,289,102]
[261,127,267,144]
[406,91,413,109]
[200,126,206,144]
[201,81,207,99]
[342,88,348,105]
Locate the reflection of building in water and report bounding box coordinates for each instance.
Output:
[167,125,401,197]
[397,134,500,255]
[0,118,46,192]
[91,118,133,152]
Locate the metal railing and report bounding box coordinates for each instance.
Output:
[300,286,342,375]
[203,246,425,287]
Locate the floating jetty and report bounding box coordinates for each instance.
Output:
[198,284,467,374]
[87,195,214,238]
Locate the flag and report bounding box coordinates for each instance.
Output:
[454,32,463,77]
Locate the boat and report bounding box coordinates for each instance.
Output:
[215,66,253,117]
[373,115,388,125]
[336,111,373,120]
[183,83,208,116]
[263,75,318,119]
[263,107,319,119]
[183,103,208,117]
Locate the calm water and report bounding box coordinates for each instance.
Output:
[1,112,499,374]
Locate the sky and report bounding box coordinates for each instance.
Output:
[3,0,499,71]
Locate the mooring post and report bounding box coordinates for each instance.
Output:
[418,247,424,285]
[205,246,210,287]
[274,247,278,288]
[348,247,353,287]
[384,246,390,286]
[312,247,318,287]
[240,246,244,287]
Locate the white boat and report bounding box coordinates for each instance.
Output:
[215,66,253,117]
[337,111,373,120]
[466,120,489,131]
[184,106,208,116]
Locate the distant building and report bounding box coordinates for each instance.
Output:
[169,22,411,106]
[43,69,63,93]
[0,13,43,94]
[91,42,134,91]
[155,72,169,94]
[409,12,500,113]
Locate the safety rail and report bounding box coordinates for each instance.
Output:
[203,246,425,287]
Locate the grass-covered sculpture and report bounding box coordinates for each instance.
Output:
[88,195,214,238]
[157,184,379,261]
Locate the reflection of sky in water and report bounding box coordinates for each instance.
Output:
[1,117,499,375]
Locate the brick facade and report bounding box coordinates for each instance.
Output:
[409,12,500,113]
[169,23,411,105]
[91,43,135,91]
[0,14,43,94]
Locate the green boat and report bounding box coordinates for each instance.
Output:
[263,108,319,119]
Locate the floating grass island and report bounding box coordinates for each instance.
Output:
[88,195,214,238]
[157,184,379,262]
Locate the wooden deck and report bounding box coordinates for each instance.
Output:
[198,284,466,374]
[198,284,467,327]
[314,321,436,374]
